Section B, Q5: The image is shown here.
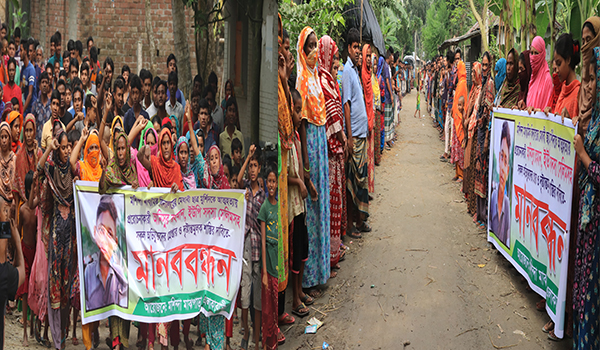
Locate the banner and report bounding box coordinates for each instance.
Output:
[487,108,576,339]
[74,182,246,325]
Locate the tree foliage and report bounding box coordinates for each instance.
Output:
[279,0,354,56]
[422,0,449,58]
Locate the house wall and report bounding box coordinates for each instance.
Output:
[29,0,198,79]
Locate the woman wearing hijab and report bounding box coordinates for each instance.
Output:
[377,56,386,155]
[517,51,532,106]
[361,44,375,195]
[463,62,483,216]
[197,144,230,350]
[496,49,521,108]
[296,26,331,292]
[372,53,382,166]
[318,35,345,276]
[70,128,103,182]
[13,114,41,215]
[578,17,600,136]
[451,60,468,182]
[527,36,553,109]
[572,46,600,350]
[494,58,506,102]
[547,59,563,113]
[0,122,15,203]
[175,136,196,189]
[7,110,22,153]
[474,52,496,228]
[37,122,75,350]
[127,119,157,188]
[138,127,183,193]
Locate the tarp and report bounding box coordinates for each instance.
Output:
[343,0,386,56]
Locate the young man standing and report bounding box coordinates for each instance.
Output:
[80,62,97,97]
[166,71,184,129]
[166,54,185,108]
[140,68,153,111]
[47,31,62,68]
[123,74,149,135]
[342,28,371,236]
[203,85,223,133]
[4,58,22,114]
[32,72,52,143]
[21,38,36,115]
[196,98,219,154]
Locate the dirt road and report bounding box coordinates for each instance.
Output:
[3,92,572,350]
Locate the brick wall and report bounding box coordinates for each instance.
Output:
[30,0,200,81]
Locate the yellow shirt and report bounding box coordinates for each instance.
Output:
[219,127,245,159]
[41,119,66,150]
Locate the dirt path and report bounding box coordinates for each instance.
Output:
[2,92,572,350]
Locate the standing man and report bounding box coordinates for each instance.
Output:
[21,38,36,115]
[342,28,371,237]
[47,32,62,68]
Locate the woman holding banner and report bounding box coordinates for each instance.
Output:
[572,46,600,350]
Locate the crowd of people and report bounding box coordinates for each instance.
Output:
[0,18,291,350]
[419,17,600,349]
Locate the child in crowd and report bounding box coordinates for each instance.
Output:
[259,165,280,350]
[288,89,312,317]
[237,144,264,350]
[413,83,421,119]
[231,137,243,168]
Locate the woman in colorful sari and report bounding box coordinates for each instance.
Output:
[70,128,102,182]
[578,17,600,136]
[98,128,138,350]
[129,120,157,188]
[7,110,22,153]
[527,36,553,109]
[175,136,196,189]
[474,52,496,228]
[361,44,375,196]
[13,114,41,222]
[37,122,75,350]
[463,61,482,217]
[0,121,14,203]
[197,145,231,350]
[372,53,382,166]
[318,35,345,276]
[451,60,468,182]
[572,46,600,350]
[296,26,331,293]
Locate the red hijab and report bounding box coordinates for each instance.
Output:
[361,44,374,131]
[150,128,183,191]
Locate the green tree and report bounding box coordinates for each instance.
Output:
[422,0,449,58]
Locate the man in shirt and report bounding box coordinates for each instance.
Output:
[196,98,219,154]
[21,38,36,115]
[165,54,185,108]
[3,58,22,114]
[166,71,184,128]
[140,69,153,111]
[342,28,370,237]
[47,31,62,68]
[84,195,127,310]
[123,74,149,135]
[219,96,244,159]
[33,72,52,144]
[204,85,223,133]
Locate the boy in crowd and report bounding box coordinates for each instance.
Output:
[140,68,153,111]
[166,71,184,128]
[236,145,264,350]
[195,98,219,154]
[80,62,96,97]
[4,57,22,114]
[219,97,244,159]
[32,71,51,143]
[182,89,200,137]
[123,74,149,135]
[205,82,223,132]
[21,38,36,115]
[47,31,62,68]
[68,86,85,119]
[166,53,185,108]
[231,137,243,169]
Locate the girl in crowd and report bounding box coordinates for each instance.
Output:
[361,45,375,206]
[296,26,331,296]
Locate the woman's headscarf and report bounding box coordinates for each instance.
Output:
[101,129,138,192]
[527,37,553,109]
[0,122,14,202]
[518,50,532,104]
[361,44,374,131]
[169,115,180,138]
[175,136,196,190]
[150,128,183,190]
[578,17,600,135]
[495,58,506,92]
[318,36,344,155]
[109,115,123,151]
[498,49,521,107]
[579,47,600,231]
[466,62,482,140]
[7,110,22,153]
[48,122,73,206]
[452,61,469,144]
[547,71,563,112]
[13,114,41,201]
[296,26,326,126]
[278,13,294,150]
[202,145,230,190]
[79,131,102,182]
[135,125,158,187]
[372,53,381,111]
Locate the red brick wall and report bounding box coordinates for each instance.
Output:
[30,0,198,80]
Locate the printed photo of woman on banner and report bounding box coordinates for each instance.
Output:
[490,118,515,248]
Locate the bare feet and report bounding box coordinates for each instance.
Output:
[22,336,29,347]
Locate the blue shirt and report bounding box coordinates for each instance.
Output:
[21,62,36,114]
[124,106,150,135]
[381,61,391,103]
[47,54,63,68]
[341,57,367,138]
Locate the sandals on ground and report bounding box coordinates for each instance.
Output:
[292,303,310,318]
[356,222,372,233]
[301,294,314,306]
[278,313,295,326]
